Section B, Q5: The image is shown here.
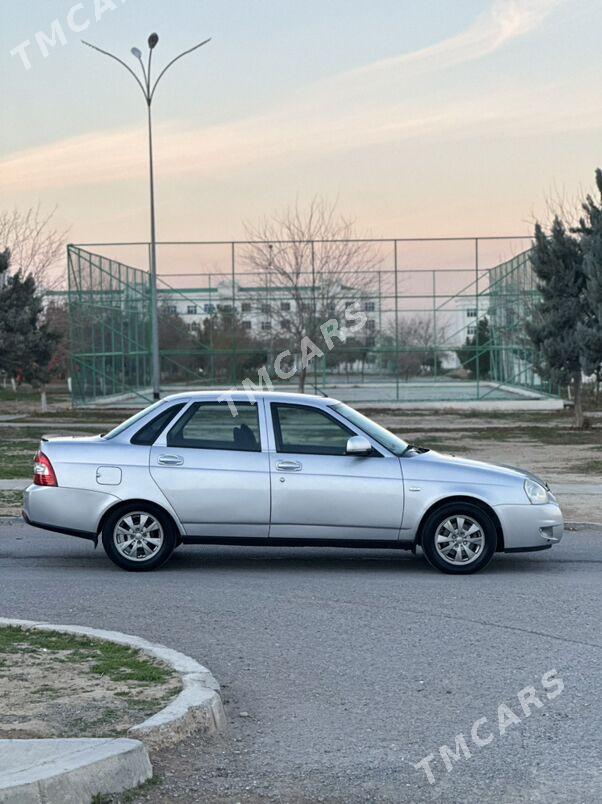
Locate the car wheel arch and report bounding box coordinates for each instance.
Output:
[414,496,504,552]
[97,499,183,542]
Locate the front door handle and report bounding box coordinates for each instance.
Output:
[276,460,302,472]
[158,454,184,466]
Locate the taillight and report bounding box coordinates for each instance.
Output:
[33,452,58,486]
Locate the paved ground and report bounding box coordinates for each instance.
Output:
[0,521,600,803]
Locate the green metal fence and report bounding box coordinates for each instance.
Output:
[66,238,560,406]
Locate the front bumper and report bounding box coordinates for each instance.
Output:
[494,501,564,552]
[22,485,119,540]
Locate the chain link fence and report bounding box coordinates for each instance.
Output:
[66,237,560,406]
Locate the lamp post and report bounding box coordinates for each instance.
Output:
[83,33,211,400]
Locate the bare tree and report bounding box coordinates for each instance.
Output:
[244,198,381,392]
[0,205,68,290]
[385,314,448,381]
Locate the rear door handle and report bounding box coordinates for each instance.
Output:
[276,460,302,472]
[158,454,184,466]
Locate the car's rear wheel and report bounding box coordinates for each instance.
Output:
[101,504,176,572]
[420,503,497,574]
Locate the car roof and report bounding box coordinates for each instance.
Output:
[162,389,341,406]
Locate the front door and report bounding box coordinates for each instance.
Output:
[150,400,270,538]
[268,402,404,540]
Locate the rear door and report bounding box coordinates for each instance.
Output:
[268,402,404,540]
[150,400,270,538]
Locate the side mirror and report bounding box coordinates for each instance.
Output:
[346,435,373,456]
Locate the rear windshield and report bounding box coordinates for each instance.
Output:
[102,400,166,440]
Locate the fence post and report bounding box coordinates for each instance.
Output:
[231,242,237,385]
[475,238,480,399]
[394,240,400,402]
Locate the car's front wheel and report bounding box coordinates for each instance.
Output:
[420,503,497,574]
[101,504,176,572]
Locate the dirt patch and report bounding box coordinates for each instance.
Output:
[0,626,182,739]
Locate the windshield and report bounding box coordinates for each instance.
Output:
[331,403,408,456]
[102,400,166,440]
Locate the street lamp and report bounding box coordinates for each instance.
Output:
[83,32,211,400]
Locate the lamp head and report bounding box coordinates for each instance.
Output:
[131,47,142,59]
[148,33,159,49]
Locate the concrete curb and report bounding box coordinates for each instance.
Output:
[0,738,151,804]
[0,618,226,748]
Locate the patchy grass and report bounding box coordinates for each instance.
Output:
[0,626,181,739]
[568,459,602,475]
[0,491,23,517]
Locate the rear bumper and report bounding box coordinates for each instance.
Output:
[22,485,119,539]
[495,502,564,551]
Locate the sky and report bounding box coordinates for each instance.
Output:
[1,0,601,253]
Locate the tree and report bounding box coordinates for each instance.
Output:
[0,249,58,397]
[0,205,67,290]
[244,198,380,392]
[158,304,200,381]
[572,168,602,397]
[526,218,588,428]
[456,317,492,379]
[386,315,448,381]
[44,300,71,380]
[197,308,267,383]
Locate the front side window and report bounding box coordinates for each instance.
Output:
[272,404,353,455]
[167,402,261,452]
[331,403,407,455]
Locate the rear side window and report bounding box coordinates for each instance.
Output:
[131,404,185,445]
[166,402,261,452]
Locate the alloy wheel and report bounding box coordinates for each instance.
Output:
[113,511,164,563]
[434,514,485,566]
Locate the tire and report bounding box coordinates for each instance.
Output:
[101,503,176,572]
[420,502,497,575]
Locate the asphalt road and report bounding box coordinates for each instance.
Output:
[1,521,601,803]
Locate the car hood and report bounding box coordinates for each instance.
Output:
[411,449,544,484]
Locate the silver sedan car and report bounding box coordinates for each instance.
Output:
[22,391,563,574]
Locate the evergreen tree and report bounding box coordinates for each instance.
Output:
[526,218,588,427]
[0,249,58,387]
[573,169,602,395]
[456,316,492,379]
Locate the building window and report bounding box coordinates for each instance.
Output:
[467,324,477,335]
[366,319,376,332]
[261,321,272,332]
[166,305,177,314]
[242,320,252,330]
[219,304,233,313]
[366,336,376,348]
[280,301,291,312]
[466,308,478,318]
[364,301,375,312]
[280,318,291,330]
[204,303,215,313]
[241,302,251,312]
[187,305,197,315]
[261,303,271,314]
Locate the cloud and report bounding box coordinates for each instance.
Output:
[0,0,579,194]
[338,0,566,82]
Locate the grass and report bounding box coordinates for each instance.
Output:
[568,459,602,475]
[0,491,23,516]
[0,626,172,685]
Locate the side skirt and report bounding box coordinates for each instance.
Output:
[180,536,415,550]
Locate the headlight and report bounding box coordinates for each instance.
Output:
[524,478,548,505]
